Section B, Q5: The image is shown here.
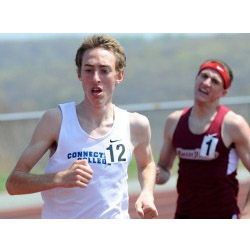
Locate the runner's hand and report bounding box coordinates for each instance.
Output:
[135,192,158,219]
[156,166,170,185]
[56,159,93,188]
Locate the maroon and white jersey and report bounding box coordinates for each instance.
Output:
[173,105,240,219]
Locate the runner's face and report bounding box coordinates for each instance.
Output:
[78,48,124,107]
[194,68,227,103]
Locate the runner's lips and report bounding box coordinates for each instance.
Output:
[91,86,103,94]
[199,88,209,95]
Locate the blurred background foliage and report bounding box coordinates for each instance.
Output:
[1,33,250,113]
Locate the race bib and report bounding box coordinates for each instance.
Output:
[105,139,128,164]
[200,134,218,159]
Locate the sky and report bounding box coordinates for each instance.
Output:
[0,33,218,41]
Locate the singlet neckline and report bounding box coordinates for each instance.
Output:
[72,102,119,140]
[187,105,222,136]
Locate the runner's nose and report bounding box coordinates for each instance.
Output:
[92,70,101,84]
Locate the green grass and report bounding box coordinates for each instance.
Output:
[0,174,8,192]
[127,156,138,180]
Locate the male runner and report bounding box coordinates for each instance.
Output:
[6,34,158,219]
[156,60,250,219]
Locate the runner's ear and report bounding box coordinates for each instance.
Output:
[116,69,124,86]
[222,89,228,97]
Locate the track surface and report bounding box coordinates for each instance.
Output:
[1,181,249,219]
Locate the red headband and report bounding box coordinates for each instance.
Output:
[198,62,231,89]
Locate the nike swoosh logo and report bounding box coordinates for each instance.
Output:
[110,139,121,143]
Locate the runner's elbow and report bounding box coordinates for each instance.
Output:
[5,176,18,195]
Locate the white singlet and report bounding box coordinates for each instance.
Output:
[41,102,133,219]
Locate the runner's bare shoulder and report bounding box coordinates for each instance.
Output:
[34,107,62,142]
[164,110,183,138]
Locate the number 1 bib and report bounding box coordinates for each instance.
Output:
[200,134,219,159]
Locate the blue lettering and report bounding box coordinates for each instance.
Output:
[67,151,108,164]
[77,157,88,160]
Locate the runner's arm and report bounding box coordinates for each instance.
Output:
[156,111,181,185]
[130,113,158,219]
[225,113,250,218]
[6,109,62,194]
[6,109,93,195]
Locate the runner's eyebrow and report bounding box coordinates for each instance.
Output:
[100,65,111,68]
[83,64,94,67]
[83,64,111,68]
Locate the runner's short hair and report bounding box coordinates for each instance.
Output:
[75,34,126,74]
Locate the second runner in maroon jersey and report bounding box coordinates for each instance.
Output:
[156,59,250,219]
[173,105,239,218]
